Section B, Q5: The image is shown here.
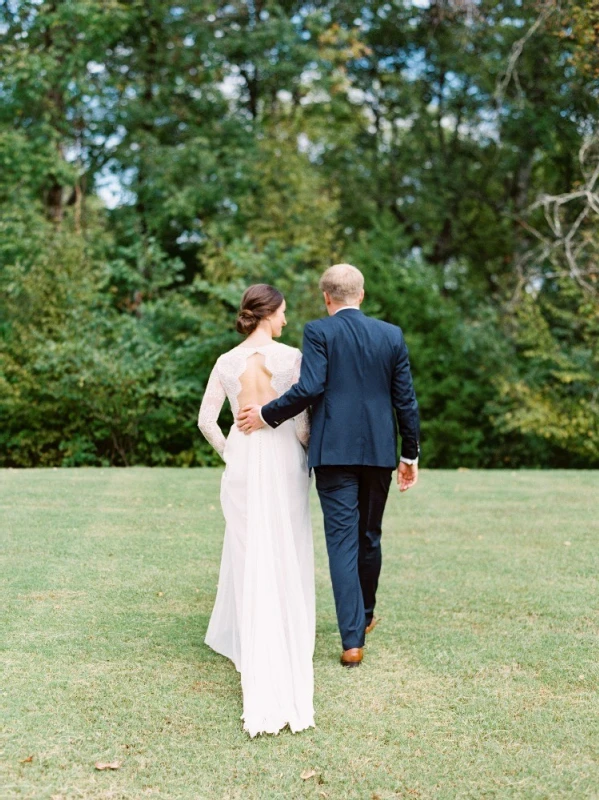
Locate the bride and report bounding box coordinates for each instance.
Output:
[197,284,315,737]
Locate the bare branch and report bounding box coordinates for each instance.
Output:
[495,2,558,107]
[513,134,599,296]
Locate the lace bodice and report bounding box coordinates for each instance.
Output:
[198,342,310,458]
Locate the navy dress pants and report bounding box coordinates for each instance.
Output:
[314,465,393,651]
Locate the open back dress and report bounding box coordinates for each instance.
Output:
[197,341,314,737]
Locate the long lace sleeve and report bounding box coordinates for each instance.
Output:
[292,350,311,448]
[198,361,227,458]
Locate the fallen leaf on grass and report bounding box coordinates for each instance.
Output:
[19,755,33,763]
[301,769,316,780]
[95,761,121,770]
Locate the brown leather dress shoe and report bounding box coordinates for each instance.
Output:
[365,617,380,635]
[340,647,363,667]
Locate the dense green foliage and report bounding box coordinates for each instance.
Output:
[1,0,597,467]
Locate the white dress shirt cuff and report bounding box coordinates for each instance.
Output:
[258,407,265,424]
[399,456,419,465]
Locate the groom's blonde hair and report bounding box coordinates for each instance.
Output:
[319,263,364,303]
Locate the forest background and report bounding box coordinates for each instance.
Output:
[1,0,597,469]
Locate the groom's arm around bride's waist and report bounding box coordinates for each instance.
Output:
[260,317,421,465]
[261,322,327,428]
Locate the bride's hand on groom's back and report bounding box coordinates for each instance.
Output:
[397,462,418,492]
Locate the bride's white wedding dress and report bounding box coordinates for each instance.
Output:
[197,341,315,737]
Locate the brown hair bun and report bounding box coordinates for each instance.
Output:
[236,284,284,336]
[236,308,258,336]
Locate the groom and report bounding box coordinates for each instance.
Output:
[237,264,420,667]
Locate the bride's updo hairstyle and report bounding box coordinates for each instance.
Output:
[236,284,284,336]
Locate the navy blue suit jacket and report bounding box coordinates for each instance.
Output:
[261,309,420,469]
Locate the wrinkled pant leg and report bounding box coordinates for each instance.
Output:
[315,466,365,651]
[358,467,393,626]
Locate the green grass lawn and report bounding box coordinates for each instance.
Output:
[1,468,598,799]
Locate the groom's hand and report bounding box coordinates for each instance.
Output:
[398,461,418,492]
[236,404,265,434]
